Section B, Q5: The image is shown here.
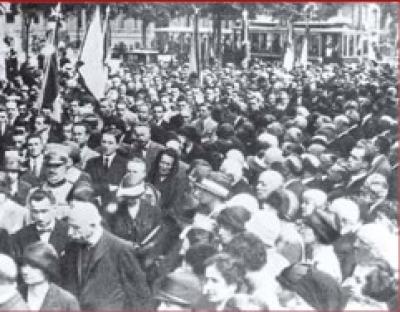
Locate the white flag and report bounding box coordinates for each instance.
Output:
[300,35,308,67]
[78,6,107,100]
[283,22,294,71]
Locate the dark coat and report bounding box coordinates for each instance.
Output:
[120,140,165,173]
[181,143,208,165]
[108,200,169,285]
[229,178,252,197]
[0,228,13,257]
[12,220,69,257]
[333,232,357,281]
[108,200,162,247]
[21,283,80,311]
[7,179,32,206]
[20,157,47,187]
[60,230,152,310]
[84,154,127,204]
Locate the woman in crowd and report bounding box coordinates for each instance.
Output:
[202,253,250,310]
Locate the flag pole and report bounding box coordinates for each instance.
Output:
[36,3,61,111]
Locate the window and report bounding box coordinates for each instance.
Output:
[250,33,260,52]
[343,35,348,56]
[309,35,320,57]
[349,35,354,56]
[6,13,15,23]
[118,17,125,29]
[133,18,138,29]
[356,35,361,56]
[33,14,39,24]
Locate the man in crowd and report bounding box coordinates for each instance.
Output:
[61,201,151,309]
[0,20,397,311]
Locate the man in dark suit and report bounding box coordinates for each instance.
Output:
[12,189,69,257]
[20,134,47,187]
[0,106,13,165]
[85,130,127,207]
[61,201,152,309]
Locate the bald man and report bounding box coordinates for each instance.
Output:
[0,254,28,310]
[60,201,151,309]
[255,170,285,211]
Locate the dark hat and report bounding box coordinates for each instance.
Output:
[301,153,321,173]
[217,206,251,232]
[22,241,60,280]
[178,126,201,144]
[277,263,344,310]
[155,271,202,307]
[216,123,234,139]
[70,181,95,202]
[362,261,397,303]
[304,209,341,244]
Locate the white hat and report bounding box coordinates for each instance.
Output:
[116,183,145,198]
[257,132,278,148]
[246,210,281,247]
[225,193,260,216]
[226,149,246,169]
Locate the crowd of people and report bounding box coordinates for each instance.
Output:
[0,40,398,311]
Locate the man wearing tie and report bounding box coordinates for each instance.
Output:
[0,106,13,165]
[12,189,69,258]
[85,129,127,208]
[21,134,46,187]
[61,201,151,309]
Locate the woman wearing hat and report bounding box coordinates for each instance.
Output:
[299,209,342,282]
[276,263,344,310]
[20,241,80,310]
[216,206,250,246]
[155,270,203,311]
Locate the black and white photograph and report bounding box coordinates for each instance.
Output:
[0,2,398,310]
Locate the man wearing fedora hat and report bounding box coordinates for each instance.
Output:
[108,172,166,286]
[20,241,80,310]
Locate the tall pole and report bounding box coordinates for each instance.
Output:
[242,8,250,69]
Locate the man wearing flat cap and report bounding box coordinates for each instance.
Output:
[39,146,74,219]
